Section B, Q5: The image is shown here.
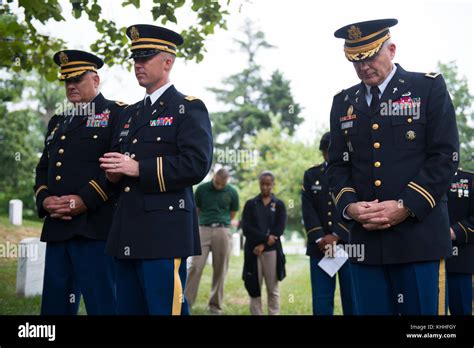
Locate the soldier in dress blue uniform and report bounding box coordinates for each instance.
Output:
[99,24,213,315]
[327,19,459,315]
[301,132,356,315]
[34,50,126,315]
[446,169,474,315]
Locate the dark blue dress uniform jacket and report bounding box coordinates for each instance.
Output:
[105,85,213,259]
[34,93,124,242]
[446,170,474,274]
[301,163,351,259]
[327,64,459,265]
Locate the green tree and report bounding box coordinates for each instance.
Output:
[0,75,44,216]
[237,116,320,236]
[1,0,233,80]
[210,20,303,161]
[438,61,474,170]
[262,70,303,135]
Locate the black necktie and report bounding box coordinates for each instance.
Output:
[370,86,380,114]
[134,97,152,126]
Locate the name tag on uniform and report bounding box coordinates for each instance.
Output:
[341,121,353,130]
[86,109,110,128]
[150,117,174,127]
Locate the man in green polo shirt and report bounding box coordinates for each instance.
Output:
[185,168,239,314]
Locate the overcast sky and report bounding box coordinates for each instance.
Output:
[24,0,474,142]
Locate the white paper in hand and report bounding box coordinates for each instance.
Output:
[317,244,349,277]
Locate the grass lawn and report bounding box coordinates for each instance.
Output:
[184,252,343,315]
[0,215,343,315]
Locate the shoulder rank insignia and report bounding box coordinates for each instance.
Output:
[115,101,128,107]
[425,72,441,79]
[185,96,199,102]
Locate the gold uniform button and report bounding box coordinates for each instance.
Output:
[374,161,381,168]
[373,142,381,149]
[328,221,333,226]
[372,123,379,130]
[328,212,332,216]
[93,135,98,139]
[55,175,61,181]
[132,139,138,144]
[328,201,332,206]
[56,162,62,167]
[156,137,161,142]
[124,186,130,192]
[60,135,66,140]
[344,130,348,135]
[58,148,64,154]
[169,206,174,211]
[375,180,382,187]
[407,118,413,123]
[130,153,136,159]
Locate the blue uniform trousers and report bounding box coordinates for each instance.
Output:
[41,238,116,315]
[115,257,189,315]
[350,260,447,315]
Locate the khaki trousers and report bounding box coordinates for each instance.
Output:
[249,249,280,315]
[185,226,231,313]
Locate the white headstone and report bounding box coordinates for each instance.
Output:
[16,238,46,297]
[9,199,23,226]
[232,233,240,256]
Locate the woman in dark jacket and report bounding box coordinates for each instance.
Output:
[242,171,287,315]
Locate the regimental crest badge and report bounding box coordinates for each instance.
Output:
[130,26,140,41]
[347,25,362,40]
[59,52,69,65]
[347,105,354,116]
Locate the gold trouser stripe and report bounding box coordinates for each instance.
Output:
[338,223,350,234]
[35,185,48,198]
[156,157,164,192]
[306,226,322,234]
[172,258,183,315]
[89,180,108,201]
[407,183,435,208]
[334,187,356,205]
[458,222,468,243]
[133,37,177,48]
[438,259,446,315]
[159,157,166,192]
[131,44,176,55]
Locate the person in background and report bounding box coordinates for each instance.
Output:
[242,171,286,315]
[302,132,356,315]
[185,168,239,314]
[446,169,474,315]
